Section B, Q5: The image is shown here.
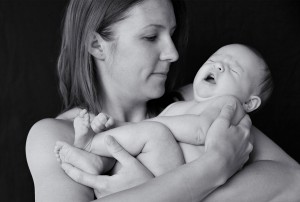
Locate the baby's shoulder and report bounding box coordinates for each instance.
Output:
[160,101,193,116]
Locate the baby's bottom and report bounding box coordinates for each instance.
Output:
[55,121,185,177]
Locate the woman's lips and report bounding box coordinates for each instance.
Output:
[152,72,168,79]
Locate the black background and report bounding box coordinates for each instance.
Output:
[1,0,299,201]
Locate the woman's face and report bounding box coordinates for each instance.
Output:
[99,0,178,104]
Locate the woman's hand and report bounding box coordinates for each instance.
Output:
[205,100,253,179]
[61,135,154,198]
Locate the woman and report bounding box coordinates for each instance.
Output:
[26,0,300,201]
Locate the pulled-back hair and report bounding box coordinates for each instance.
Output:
[257,62,273,107]
[57,0,188,115]
[245,44,274,108]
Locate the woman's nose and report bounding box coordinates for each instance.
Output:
[160,38,179,62]
[214,63,224,72]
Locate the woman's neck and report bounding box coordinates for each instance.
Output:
[101,94,148,123]
[96,70,148,123]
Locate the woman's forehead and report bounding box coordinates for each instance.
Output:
[123,0,176,30]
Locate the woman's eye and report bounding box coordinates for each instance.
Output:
[144,35,157,41]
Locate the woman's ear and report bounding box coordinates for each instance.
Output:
[87,32,106,60]
[243,95,261,113]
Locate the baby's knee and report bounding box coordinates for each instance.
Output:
[145,122,176,143]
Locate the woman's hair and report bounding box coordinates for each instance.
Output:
[57,0,188,115]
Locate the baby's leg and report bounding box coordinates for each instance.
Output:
[89,121,185,176]
[55,111,115,174]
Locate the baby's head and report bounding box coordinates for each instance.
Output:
[193,44,273,113]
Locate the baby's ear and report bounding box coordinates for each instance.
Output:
[243,95,261,113]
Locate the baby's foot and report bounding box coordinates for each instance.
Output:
[73,109,94,150]
[54,141,114,175]
[91,113,115,133]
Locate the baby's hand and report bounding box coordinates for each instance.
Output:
[91,113,115,133]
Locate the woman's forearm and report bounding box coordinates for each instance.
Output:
[94,153,228,202]
[201,126,300,201]
[203,160,300,202]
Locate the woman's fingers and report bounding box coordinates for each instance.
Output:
[105,135,135,166]
[61,162,102,189]
[238,114,252,129]
[214,102,236,128]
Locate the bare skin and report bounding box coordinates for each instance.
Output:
[54,96,246,178]
[55,109,186,177]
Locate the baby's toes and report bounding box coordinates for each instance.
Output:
[91,119,105,133]
[97,113,109,123]
[54,141,68,163]
[79,109,88,117]
[105,117,115,129]
[56,142,77,164]
[82,113,90,127]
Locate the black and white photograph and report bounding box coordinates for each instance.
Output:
[1,0,300,201]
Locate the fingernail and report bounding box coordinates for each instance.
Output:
[227,101,236,108]
[105,135,115,145]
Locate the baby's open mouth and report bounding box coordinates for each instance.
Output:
[204,73,216,84]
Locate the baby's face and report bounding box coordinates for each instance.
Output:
[193,44,264,103]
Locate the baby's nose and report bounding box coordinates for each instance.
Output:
[214,63,224,72]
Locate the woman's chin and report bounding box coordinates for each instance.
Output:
[147,87,166,100]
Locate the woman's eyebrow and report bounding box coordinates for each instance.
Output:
[142,24,177,31]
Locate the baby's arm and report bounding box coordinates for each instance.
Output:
[149,96,246,145]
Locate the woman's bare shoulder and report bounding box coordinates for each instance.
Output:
[26,118,74,166]
[25,117,75,172]
[56,107,81,121]
[25,118,93,201]
[26,107,81,157]
[27,118,74,144]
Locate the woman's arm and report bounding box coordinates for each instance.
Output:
[60,102,253,201]
[26,118,95,202]
[202,126,300,202]
[178,84,300,201]
[97,148,231,202]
